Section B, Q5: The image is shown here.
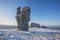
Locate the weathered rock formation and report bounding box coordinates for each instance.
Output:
[16,6,30,31]
[30,22,40,28]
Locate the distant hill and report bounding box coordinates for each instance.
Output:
[0,25,60,30]
[47,26,60,30]
[0,25,17,29]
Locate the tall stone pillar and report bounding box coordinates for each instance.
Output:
[16,6,30,31]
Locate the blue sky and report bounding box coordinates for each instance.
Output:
[0,0,60,26]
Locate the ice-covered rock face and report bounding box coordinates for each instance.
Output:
[16,6,30,31]
[0,30,60,40]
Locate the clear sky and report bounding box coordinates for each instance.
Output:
[0,0,60,26]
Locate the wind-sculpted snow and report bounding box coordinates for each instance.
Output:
[0,29,60,40]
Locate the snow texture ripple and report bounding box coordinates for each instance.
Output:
[0,29,60,40]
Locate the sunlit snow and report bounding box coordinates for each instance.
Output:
[0,28,60,40]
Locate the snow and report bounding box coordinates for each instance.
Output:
[29,28,60,32]
[0,28,60,40]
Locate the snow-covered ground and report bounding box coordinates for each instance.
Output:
[29,28,60,32]
[0,28,60,40]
